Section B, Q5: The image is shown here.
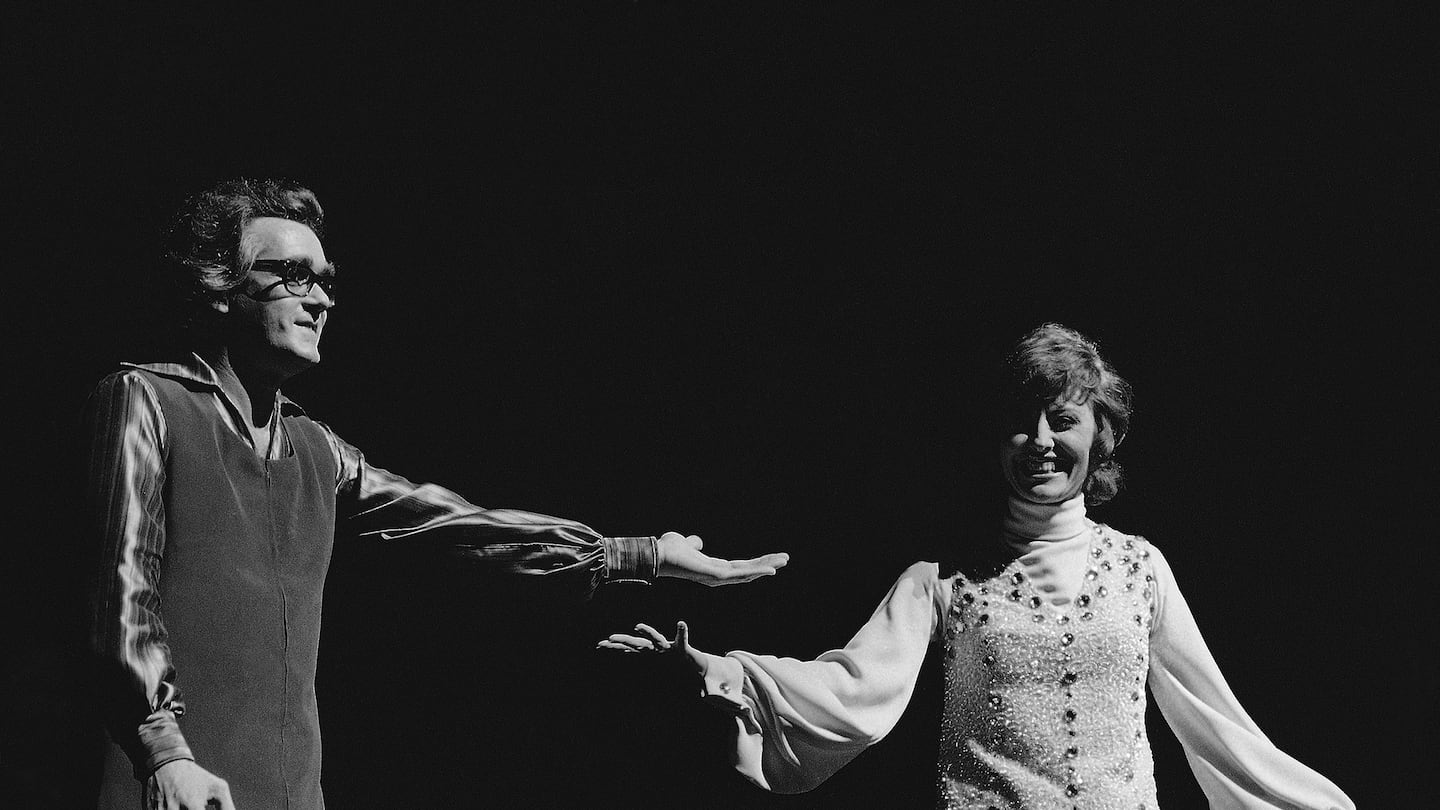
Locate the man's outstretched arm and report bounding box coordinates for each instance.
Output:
[320,423,787,594]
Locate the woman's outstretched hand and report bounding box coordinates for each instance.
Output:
[597,621,705,677]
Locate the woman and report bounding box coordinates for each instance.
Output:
[600,323,1353,809]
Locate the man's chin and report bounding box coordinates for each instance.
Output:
[266,349,321,382]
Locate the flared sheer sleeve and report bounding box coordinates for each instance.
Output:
[1146,543,1354,809]
[695,561,946,793]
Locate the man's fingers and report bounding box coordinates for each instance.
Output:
[760,552,790,569]
[212,783,236,810]
[730,552,789,571]
[675,620,689,650]
[721,553,790,573]
[699,553,791,585]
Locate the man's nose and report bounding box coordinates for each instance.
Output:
[306,285,334,309]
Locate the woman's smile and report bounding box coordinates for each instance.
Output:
[1001,399,1095,504]
[1017,455,1070,477]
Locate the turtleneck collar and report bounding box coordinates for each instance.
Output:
[1002,494,1089,542]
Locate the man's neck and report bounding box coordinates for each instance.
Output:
[201,347,283,430]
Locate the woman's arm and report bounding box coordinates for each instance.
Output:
[1145,542,1355,809]
[600,561,945,793]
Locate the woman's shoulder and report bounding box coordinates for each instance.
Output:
[892,561,954,621]
[1092,522,1178,586]
[937,539,1018,583]
[900,560,942,579]
[892,561,947,596]
[1093,522,1160,552]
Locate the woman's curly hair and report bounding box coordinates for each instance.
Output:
[1002,323,1134,505]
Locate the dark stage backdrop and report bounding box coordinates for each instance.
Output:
[3,4,1426,808]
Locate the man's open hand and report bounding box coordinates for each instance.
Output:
[655,532,789,586]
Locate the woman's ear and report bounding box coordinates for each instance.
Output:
[1109,418,1127,452]
[1092,414,1116,460]
[208,296,230,314]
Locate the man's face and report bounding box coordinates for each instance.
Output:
[225,217,334,382]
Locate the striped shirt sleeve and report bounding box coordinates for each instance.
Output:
[85,371,194,777]
[318,423,657,594]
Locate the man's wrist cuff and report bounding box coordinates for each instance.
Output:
[131,708,194,780]
[137,739,194,780]
[142,753,195,780]
[604,536,659,583]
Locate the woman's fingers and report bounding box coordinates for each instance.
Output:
[634,623,672,650]
[595,622,694,655]
[596,640,648,653]
[599,632,658,650]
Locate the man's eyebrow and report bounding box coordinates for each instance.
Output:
[260,257,336,275]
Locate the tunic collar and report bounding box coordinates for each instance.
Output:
[122,353,307,416]
[1002,494,1089,542]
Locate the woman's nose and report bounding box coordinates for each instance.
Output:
[1030,415,1054,449]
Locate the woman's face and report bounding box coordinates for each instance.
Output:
[1001,398,1098,504]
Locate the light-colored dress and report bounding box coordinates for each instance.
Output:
[695,500,1353,809]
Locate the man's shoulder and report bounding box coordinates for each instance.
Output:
[91,366,158,396]
[99,357,222,399]
[118,357,216,385]
[87,363,215,422]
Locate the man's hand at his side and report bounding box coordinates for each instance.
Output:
[146,759,234,810]
[656,532,789,586]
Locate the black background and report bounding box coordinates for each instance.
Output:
[2,3,1429,807]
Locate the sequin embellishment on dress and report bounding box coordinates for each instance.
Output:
[938,526,1157,810]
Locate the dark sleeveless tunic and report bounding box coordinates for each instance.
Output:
[99,370,338,809]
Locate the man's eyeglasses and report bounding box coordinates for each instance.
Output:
[247,259,338,302]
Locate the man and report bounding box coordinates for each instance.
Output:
[86,178,789,810]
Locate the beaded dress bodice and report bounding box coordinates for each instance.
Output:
[938,524,1157,810]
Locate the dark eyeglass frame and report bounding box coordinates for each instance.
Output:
[246,259,338,301]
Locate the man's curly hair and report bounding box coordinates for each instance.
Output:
[160,178,325,334]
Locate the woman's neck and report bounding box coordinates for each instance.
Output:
[1002,494,1089,542]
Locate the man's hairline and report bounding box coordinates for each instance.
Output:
[235,216,323,274]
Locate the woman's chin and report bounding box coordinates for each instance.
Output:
[1010,479,1076,505]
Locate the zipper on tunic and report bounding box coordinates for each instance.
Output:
[265,456,294,807]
